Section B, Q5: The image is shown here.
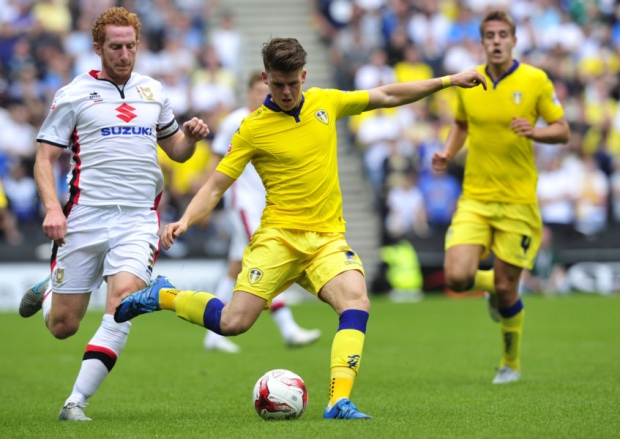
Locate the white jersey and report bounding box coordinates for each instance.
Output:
[37,70,179,208]
[211,106,265,222]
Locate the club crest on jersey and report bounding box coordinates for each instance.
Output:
[54,268,65,284]
[512,91,523,105]
[138,87,154,101]
[248,269,263,284]
[315,109,329,125]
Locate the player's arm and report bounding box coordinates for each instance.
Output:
[365,70,486,111]
[158,117,210,163]
[34,141,67,245]
[511,116,571,144]
[161,170,235,249]
[432,120,469,172]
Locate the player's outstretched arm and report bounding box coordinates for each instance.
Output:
[159,117,210,163]
[365,70,486,111]
[160,171,235,250]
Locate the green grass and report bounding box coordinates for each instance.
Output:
[1,293,619,438]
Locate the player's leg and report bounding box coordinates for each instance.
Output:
[296,233,371,419]
[114,272,267,333]
[488,203,541,384]
[443,199,498,320]
[491,258,524,383]
[270,295,321,347]
[319,270,371,420]
[59,206,154,421]
[204,260,241,353]
[443,244,486,292]
[60,271,143,421]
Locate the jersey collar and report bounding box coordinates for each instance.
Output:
[485,59,520,89]
[263,94,305,122]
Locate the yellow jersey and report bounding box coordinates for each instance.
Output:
[455,61,564,204]
[216,88,369,233]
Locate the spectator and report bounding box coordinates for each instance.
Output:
[418,167,461,229]
[394,43,434,84]
[574,154,610,236]
[354,47,395,90]
[209,11,242,75]
[2,159,38,223]
[384,170,429,239]
[0,178,22,245]
[537,153,577,236]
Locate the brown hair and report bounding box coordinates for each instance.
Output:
[261,38,307,73]
[247,71,264,89]
[92,7,141,47]
[479,10,516,37]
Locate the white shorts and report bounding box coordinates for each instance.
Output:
[51,204,159,293]
[227,207,261,261]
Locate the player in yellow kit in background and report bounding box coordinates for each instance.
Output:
[116,37,486,419]
[432,10,571,384]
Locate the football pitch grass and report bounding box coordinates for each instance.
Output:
[1,293,618,439]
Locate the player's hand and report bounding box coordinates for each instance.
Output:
[161,220,189,250]
[42,209,67,246]
[449,70,487,90]
[432,150,450,172]
[183,117,210,142]
[511,117,534,138]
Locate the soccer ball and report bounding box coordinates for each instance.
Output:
[252,369,308,420]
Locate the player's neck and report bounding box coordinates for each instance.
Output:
[486,60,514,82]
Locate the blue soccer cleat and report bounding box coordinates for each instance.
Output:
[323,398,372,420]
[114,275,175,323]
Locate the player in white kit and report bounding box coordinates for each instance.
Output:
[18,7,209,421]
[203,72,321,353]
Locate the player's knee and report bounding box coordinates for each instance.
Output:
[349,293,370,312]
[444,271,474,293]
[219,316,252,336]
[494,280,519,305]
[48,319,80,339]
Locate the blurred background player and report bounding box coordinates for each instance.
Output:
[204,71,321,353]
[18,7,209,421]
[432,10,571,384]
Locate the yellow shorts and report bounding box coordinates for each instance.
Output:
[234,228,365,306]
[445,198,542,269]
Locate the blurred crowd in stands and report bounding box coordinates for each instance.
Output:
[1,0,620,275]
[314,0,620,251]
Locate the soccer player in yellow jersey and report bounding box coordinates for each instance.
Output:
[116,37,485,419]
[432,10,571,384]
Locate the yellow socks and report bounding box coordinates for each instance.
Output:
[159,289,224,333]
[158,288,179,310]
[500,308,524,371]
[328,310,368,407]
[497,298,525,371]
[472,269,495,293]
[329,375,354,407]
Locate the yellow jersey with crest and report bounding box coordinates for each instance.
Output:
[455,61,564,204]
[216,87,369,233]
